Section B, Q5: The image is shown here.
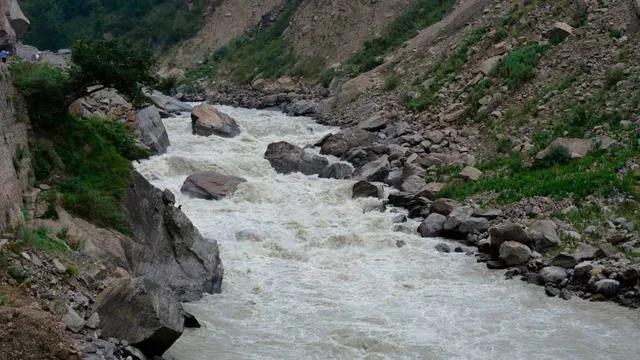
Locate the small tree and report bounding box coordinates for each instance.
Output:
[69,39,157,104]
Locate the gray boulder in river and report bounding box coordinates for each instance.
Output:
[127,171,224,301]
[191,103,241,137]
[146,89,193,114]
[181,171,246,200]
[135,105,170,154]
[264,141,329,175]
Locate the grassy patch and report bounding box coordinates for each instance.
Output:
[342,0,456,77]
[384,73,401,91]
[494,44,547,91]
[406,27,486,112]
[17,227,70,254]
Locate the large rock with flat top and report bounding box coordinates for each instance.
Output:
[181,171,246,200]
[127,171,224,301]
[319,128,379,158]
[353,155,390,182]
[95,277,185,357]
[136,105,170,154]
[191,103,240,137]
[265,141,329,175]
[536,138,592,160]
[146,89,192,114]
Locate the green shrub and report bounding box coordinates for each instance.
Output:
[537,145,572,167]
[0,293,7,306]
[604,68,625,89]
[384,73,401,91]
[84,118,150,161]
[495,44,547,91]
[344,0,456,76]
[17,227,70,253]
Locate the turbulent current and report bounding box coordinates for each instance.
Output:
[135,106,640,360]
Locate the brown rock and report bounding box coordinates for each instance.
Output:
[191,104,241,137]
[181,171,246,200]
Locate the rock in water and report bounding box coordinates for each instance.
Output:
[146,89,193,114]
[320,163,354,179]
[128,171,224,301]
[353,155,390,182]
[352,181,382,199]
[418,213,447,237]
[95,277,185,357]
[181,171,246,200]
[136,105,170,154]
[319,128,379,158]
[191,103,241,137]
[264,141,329,175]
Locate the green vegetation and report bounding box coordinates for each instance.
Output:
[22,0,207,50]
[342,0,456,77]
[406,28,486,112]
[494,44,547,91]
[384,73,401,91]
[189,0,310,84]
[17,227,70,254]
[0,293,7,305]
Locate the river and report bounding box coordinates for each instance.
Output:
[134,105,640,360]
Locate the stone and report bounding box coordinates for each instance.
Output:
[592,279,620,297]
[479,55,503,75]
[458,217,490,234]
[285,100,316,116]
[265,142,329,176]
[320,128,379,158]
[574,261,593,278]
[528,220,560,249]
[490,223,532,248]
[547,21,574,43]
[550,253,577,268]
[535,138,592,160]
[416,182,444,200]
[191,104,240,137]
[443,206,474,232]
[430,198,461,216]
[459,166,483,181]
[387,192,413,208]
[424,130,445,144]
[352,181,382,199]
[392,215,407,223]
[95,277,185,357]
[472,208,502,219]
[539,266,568,284]
[128,171,224,301]
[63,306,85,333]
[136,105,170,155]
[86,312,100,329]
[146,90,192,114]
[357,114,388,131]
[181,171,246,200]
[396,240,406,248]
[499,241,532,266]
[353,155,390,182]
[400,175,426,194]
[418,213,447,237]
[235,230,262,242]
[572,243,598,262]
[435,243,451,253]
[319,163,354,179]
[52,258,66,273]
[545,286,561,297]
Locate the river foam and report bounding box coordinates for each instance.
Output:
[135,105,640,360]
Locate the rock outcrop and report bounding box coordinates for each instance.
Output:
[0,0,30,50]
[136,105,170,154]
[127,171,224,301]
[181,171,246,200]
[191,103,241,137]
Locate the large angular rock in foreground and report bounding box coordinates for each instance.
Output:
[191,103,241,137]
[95,277,185,357]
[181,171,246,200]
[264,141,329,175]
[136,105,170,154]
[127,171,224,301]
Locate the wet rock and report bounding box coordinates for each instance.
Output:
[387,192,413,208]
[352,181,382,199]
[353,155,390,182]
[392,215,407,223]
[443,206,474,235]
[499,241,531,266]
[136,105,170,154]
[539,266,568,284]
[490,223,532,248]
[396,239,407,248]
[95,277,184,357]
[285,100,316,116]
[319,163,354,179]
[550,253,577,268]
[430,198,461,216]
[592,279,620,297]
[486,260,507,269]
[181,171,246,200]
[435,243,451,253]
[418,213,447,237]
[235,230,263,242]
[265,142,329,175]
[191,104,241,137]
[574,261,594,279]
[545,286,561,297]
[320,128,379,158]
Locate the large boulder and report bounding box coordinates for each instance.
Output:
[489,223,532,248]
[353,155,390,182]
[499,241,532,265]
[357,114,388,131]
[191,103,241,137]
[146,89,193,114]
[418,213,447,237]
[5,0,30,39]
[68,88,133,121]
[136,105,170,154]
[535,138,592,160]
[319,163,354,179]
[592,279,620,297]
[528,219,560,249]
[352,181,382,199]
[181,171,246,200]
[127,171,224,301]
[430,198,460,216]
[400,175,427,194]
[264,142,329,175]
[319,128,379,158]
[538,266,568,284]
[95,277,185,357]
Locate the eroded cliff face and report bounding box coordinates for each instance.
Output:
[159,0,286,78]
[0,0,30,50]
[286,0,414,66]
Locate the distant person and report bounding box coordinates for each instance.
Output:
[0,50,9,64]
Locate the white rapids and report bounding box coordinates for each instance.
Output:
[135,105,640,360]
